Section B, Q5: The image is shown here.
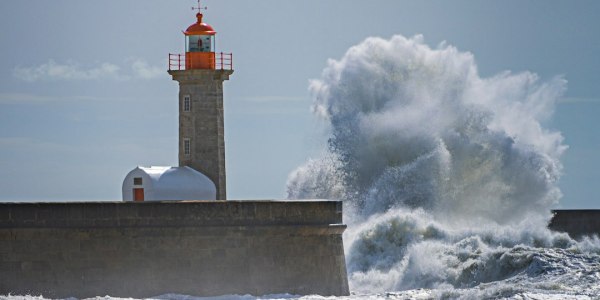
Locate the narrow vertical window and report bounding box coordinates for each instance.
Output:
[184,138,191,156]
[183,95,191,112]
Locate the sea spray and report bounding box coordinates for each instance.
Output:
[288,34,566,222]
[287,35,600,297]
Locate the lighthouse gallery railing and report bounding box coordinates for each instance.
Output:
[168,52,233,71]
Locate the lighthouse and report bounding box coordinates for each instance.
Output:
[122,4,232,202]
[168,6,233,200]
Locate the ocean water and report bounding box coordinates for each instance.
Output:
[4,35,600,300]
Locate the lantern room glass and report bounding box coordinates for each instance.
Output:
[186,35,213,52]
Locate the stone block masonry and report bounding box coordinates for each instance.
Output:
[169,69,233,200]
[0,201,349,298]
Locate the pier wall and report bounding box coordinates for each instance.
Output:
[0,201,349,298]
[549,209,600,239]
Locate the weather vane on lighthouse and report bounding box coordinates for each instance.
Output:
[192,0,207,13]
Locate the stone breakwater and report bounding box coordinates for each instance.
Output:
[0,200,349,298]
[549,209,600,239]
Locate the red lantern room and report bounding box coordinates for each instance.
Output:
[184,13,216,69]
[168,4,232,71]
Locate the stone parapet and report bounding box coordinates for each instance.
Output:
[0,200,343,228]
[549,209,600,239]
[0,200,349,298]
[168,69,233,83]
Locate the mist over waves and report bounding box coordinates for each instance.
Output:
[286,35,600,298]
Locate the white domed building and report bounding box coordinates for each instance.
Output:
[122,166,216,201]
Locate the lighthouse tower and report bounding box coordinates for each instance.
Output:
[168,6,233,200]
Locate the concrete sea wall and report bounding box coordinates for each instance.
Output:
[549,209,600,239]
[0,201,349,298]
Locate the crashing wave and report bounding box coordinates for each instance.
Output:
[286,35,600,297]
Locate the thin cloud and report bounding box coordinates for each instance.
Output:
[239,96,305,102]
[130,59,164,79]
[0,92,132,104]
[14,60,121,82]
[13,59,165,82]
[558,97,600,104]
[0,136,166,158]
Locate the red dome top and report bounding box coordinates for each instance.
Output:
[184,13,216,36]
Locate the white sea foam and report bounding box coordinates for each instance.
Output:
[287,35,600,298]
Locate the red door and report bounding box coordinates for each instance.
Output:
[133,188,144,202]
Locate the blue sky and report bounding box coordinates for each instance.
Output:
[0,1,598,208]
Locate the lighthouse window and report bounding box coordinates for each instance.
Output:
[183,95,191,112]
[133,177,142,185]
[184,138,191,156]
[187,35,212,52]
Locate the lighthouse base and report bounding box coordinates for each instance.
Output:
[0,201,349,298]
